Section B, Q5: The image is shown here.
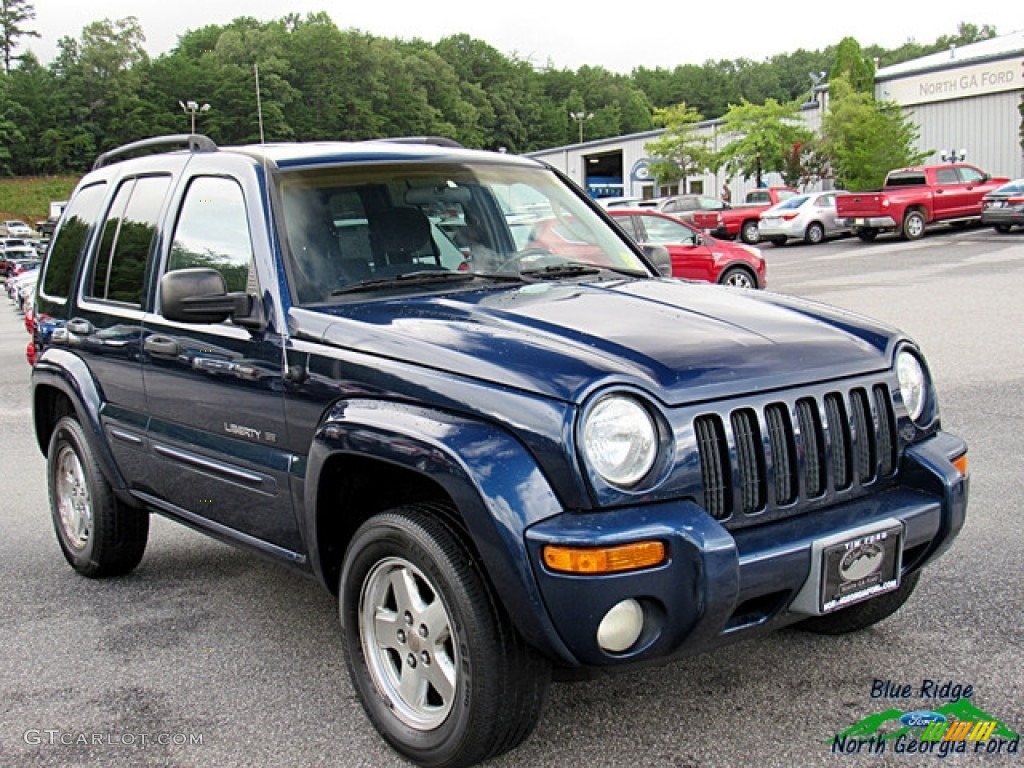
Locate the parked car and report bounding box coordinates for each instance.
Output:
[649,194,729,224]
[30,132,967,768]
[980,178,1024,233]
[758,191,851,245]
[1,219,36,237]
[692,186,798,244]
[835,163,1009,241]
[606,208,766,288]
[1,244,38,270]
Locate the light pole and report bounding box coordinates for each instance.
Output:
[940,148,966,162]
[179,100,210,134]
[569,111,593,144]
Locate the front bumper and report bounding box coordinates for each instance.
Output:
[524,432,967,669]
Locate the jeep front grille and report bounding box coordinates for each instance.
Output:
[695,384,898,528]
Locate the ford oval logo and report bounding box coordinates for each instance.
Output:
[839,543,885,581]
[900,710,947,728]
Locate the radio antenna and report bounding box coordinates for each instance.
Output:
[255,62,266,145]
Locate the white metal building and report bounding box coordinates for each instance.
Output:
[528,30,1024,201]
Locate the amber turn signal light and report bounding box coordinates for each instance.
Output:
[542,541,666,574]
[953,453,968,476]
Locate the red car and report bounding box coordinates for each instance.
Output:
[607,208,766,289]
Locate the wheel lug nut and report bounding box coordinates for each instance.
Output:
[420,651,430,665]
[407,653,417,668]
[396,629,406,643]
[404,611,413,625]
[418,625,428,638]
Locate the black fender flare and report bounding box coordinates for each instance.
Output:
[31,347,129,493]
[304,398,578,665]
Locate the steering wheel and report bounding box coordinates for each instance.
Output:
[494,247,562,272]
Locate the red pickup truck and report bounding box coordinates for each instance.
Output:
[692,187,797,244]
[835,163,1009,242]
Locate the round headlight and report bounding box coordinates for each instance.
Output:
[581,396,658,487]
[896,350,927,422]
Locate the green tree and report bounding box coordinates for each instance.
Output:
[821,76,929,191]
[643,102,713,189]
[0,0,39,75]
[714,98,814,187]
[831,37,875,94]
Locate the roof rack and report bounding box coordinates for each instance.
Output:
[92,134,218,171]
[374,136,464,149]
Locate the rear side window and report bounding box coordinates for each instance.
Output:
[935,169,959,185]
[40,182,108,300]
[167,177,255,294]
[86,175,171,306]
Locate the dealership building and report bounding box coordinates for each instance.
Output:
[528,29,1024,201]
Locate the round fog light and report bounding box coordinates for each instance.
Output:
[596,599,644,653]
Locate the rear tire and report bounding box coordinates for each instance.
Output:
[856,228,878,242]
[901,210,926,241]
[994,224,1012,233]
[804,222,825,245]
[340,504,550,768]
[769,237,788,247]
[796,570,921,635]
[48,416,148,578]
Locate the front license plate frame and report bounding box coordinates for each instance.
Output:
[790,519,904,616]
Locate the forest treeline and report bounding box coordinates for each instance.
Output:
[0,11,1003,176]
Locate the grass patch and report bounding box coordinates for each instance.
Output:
[0,175,80,225]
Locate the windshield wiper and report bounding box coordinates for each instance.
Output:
[518,262,647,281]
[331,270,474,295]
[331,270,518,295]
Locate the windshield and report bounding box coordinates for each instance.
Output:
[275,160,647,304]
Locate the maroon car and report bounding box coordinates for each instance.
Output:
[607,208,766,289]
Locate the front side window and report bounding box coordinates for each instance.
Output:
[640,215,696,245]
[40,182,108,300]
[168,176,255,294]
[85,175,170,305]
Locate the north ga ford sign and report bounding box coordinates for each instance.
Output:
[879,56,1024,106]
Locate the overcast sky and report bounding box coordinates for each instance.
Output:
[24,1,1024,74]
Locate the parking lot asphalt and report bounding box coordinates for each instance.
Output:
[1,225,1022,767]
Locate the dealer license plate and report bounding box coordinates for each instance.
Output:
[819,524,903,613]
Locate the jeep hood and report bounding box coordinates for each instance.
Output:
[295,278,901,406]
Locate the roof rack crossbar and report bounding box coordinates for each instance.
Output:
[92,133,218,170]
[373,136,464,149]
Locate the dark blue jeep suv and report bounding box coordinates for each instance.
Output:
[31,134,968,767]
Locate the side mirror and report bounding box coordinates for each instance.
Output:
[641,244,673,277]
[160,268,260,328]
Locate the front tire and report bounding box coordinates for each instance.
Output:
[804,222,825,245]
[340,504,550,768]
[48,416,149,577]
[796,570,921,635]
[719,265,757,289]
[740,220,761,245]
[994,223,1012,233]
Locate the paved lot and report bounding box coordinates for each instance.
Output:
[1,225,1022,767]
